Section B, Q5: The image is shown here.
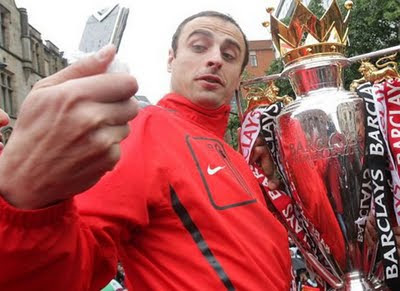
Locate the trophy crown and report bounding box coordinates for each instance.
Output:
[266,0,353,65]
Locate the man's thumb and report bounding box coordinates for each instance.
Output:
[33,44,117,89]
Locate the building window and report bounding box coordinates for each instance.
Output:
[54,56,58,73]
[0,6,10,48]
[36,43,41,73]
[249,51,257,67]
[0,72,15,117]
[31,42,42,74]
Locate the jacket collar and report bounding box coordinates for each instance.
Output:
[157,93,231,139]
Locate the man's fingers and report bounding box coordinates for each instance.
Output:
[91,125,131,150]
[250,146,267,166]
[77,99,139,127]
[366,217,378,243]
[60,72,138,104]
[260,148,275,177]
[250,143,274,177]
[34,45,117,89]
[393,226,400,252]
[253,136,265,147]
[369,214,376,227]
[365,226,375,249]
[268,176,281,190]
[251,144,280,190]
[249,136,280,189]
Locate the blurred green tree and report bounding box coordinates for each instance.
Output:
[226,113,240,150]
[342,0,400,88]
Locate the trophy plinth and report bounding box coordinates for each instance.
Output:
[342,272,374,290]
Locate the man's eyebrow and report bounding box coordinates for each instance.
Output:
[187,29,213,40]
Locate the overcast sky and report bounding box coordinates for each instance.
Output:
[15,0,280,103]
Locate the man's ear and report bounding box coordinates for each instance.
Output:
[167,49,174,73]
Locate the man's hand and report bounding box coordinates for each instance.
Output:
[0,45,139,209]
[394,225,400,257]
[250,137,280,190]
[365,212,378,249]
[365,212,400,256]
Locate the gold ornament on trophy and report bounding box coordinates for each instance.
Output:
[266,0,352,65]
[243,81,293,112]
[350,53,400,91]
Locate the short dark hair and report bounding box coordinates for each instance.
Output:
[171,11,249,73]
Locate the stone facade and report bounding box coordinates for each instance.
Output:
[0,0,67,142]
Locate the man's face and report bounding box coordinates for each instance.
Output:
[168,16,246,109]
[0,108,9,154]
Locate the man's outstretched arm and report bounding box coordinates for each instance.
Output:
[0,45,139,290]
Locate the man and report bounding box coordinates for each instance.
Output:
[0,11,291,290]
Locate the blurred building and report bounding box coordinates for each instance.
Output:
[244,39,275,79]
[226,39,276,147]
[0,0,67,142]
[235,39,276,115]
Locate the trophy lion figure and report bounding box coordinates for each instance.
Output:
[350,53,399,91]
[244,81,293,111]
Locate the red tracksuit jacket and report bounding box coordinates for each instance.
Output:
[0,93,291,290]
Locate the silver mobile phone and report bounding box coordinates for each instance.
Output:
[78,4,129,53]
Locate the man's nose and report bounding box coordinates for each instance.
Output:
[206,48,223,70]
[0,109,9,127]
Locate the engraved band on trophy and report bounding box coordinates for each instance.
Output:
[238,0,400,290]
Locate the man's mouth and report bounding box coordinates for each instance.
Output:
[196,75,224,86]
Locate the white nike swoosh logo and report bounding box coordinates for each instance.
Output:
[207,165,225,175]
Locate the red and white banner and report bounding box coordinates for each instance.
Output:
[373,78,400,226]
[239,107,310,247]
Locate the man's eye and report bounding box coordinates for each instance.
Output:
[192,45,206,52]
[222,52,235,61]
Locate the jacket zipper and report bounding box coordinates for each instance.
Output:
[215,143,254,198]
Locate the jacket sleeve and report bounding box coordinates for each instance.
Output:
[0,109,165,291]
[0,196,119,290]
